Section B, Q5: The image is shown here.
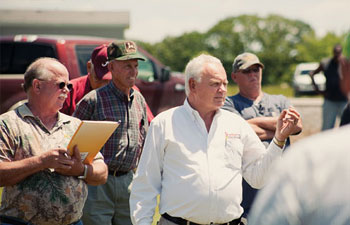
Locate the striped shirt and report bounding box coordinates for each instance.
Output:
[73,82,148,171]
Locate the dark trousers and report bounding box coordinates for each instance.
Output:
[0,215,83,225]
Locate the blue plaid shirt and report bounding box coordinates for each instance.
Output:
[73,82,148,171]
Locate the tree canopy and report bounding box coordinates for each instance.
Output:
[138,14,348,85]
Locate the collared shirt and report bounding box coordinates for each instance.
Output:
[73,81,148,171]
[130,99,283,225]
[0,104,94,225]
[248,126,350,225]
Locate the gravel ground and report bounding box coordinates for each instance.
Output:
[289,97,342,143]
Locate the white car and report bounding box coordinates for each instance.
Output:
[292,62,326,96]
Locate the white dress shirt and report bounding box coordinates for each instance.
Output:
[130,100,283,225]
[248,125,350,225]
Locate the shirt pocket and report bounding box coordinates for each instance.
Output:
[224,137,243,170]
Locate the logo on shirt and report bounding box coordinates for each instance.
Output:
[225,132,241,139]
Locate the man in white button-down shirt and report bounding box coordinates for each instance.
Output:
[130,54,300,225]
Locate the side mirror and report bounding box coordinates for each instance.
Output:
[160,67,170,82]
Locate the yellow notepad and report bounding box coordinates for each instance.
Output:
[67,120,119,164]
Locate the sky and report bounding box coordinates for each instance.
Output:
[1,0,349,43]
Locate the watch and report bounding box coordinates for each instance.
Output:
[78,165,88,179]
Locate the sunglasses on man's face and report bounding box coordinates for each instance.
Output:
[240,67,260,74]
[57,82,73,91]
[37,78,73,91]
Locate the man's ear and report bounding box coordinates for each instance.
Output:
[231,72,237,83]
[189,78,196,92]
[32,79,41,94]
[86,60,92,73]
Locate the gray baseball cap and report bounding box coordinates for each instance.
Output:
[232,52,264,73]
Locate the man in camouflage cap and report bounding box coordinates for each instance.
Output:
[74,40,149,225]
[107,40,146,61]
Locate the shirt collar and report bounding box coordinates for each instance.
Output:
[18,103,71,127]
[237,92,267,106]
[183,98,222,121]
[106,82,135,102]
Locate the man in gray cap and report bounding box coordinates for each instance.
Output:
[74,40,149,225]
[222,52,303,222]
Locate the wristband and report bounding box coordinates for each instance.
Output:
[273,136,286,148]
[78,165,88,179]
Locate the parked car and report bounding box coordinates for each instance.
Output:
[292,62,326,96]
[0,34,186,115]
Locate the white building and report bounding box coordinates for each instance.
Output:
[0,9,129,39]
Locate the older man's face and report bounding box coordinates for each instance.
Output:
[232,64,262,92]
[108,59,139,91]
[192,63,228,111]
[37,63,71,113]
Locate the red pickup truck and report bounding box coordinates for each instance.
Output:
[0,35,186,115]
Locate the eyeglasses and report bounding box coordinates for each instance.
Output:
[240,67,260,74]
[36,78,73,91]
[57,82,73,91]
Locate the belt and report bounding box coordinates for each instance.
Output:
[162,213,242,225]
[108,170,129,177]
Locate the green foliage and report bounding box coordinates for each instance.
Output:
[137,14,346,85]
[295,32,346,63]
[139,32,207,72]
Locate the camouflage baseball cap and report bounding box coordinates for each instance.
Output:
[107,40,146,61]
[232,52,264,73]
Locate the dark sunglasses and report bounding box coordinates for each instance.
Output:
[37,78,73,91]
[57,82,73,91]
[241,67,260,74]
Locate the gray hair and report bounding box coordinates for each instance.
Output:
[22,57,60,92]
[184,54,223,96]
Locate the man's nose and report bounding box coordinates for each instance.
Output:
[218,83,227,92]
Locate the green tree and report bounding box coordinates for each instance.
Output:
[139,32,206,72]
[137,14,346,85]
[205,14,313,84]
[295,32,346,63]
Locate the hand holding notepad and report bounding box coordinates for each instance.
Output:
[67,120,119,164]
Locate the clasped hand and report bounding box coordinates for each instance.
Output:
[39,145,84,176]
